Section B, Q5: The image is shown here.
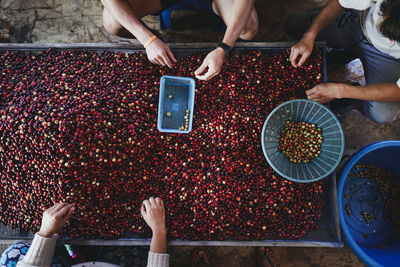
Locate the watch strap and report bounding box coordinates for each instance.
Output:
[217,42,233,58]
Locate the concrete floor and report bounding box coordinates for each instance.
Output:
[1,0,399,266]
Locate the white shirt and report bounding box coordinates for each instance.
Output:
[339,0,400,87]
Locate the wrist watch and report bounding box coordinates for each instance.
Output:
[217,42,233,58]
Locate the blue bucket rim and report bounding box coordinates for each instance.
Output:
[338,140,400,267]
[261,99,345,183]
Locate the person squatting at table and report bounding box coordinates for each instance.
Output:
[101,0,258,81]
[0,198,169,267]
[285,0,400,123]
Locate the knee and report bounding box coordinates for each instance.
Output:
[1,242,30,263]
[283,15,293,36]
[363,101,400,123]
[102,9,122,36]
[240,11,259,40]
[368,114,398,124]
[283,12,307,40]
[283,14,298,39]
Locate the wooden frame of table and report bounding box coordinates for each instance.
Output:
[0,42,341,247]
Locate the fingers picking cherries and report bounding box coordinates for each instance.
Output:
[0,49,324,240]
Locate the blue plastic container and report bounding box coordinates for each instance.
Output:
[261,99,344,183]
[338,140,400,267]
[157,75,195,133]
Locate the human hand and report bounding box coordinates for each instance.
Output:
[38,202,75,238]
[146,38,177,68]
[289,33,315,68]
[194,48,225,81]
[306,83,343,103]
[141,197,166,234]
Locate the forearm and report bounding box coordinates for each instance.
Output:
[17,233,57,267]
[101,0,153,44]
[150,229,167,253]
[222,0,255,46]
[147,230,169,267]
[304,0,344,39]
[340,83,400,102]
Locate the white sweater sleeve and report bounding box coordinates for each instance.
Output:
[338,0,375,10]
[397,78,400,88]
[16,233,57,267]
[147,252,169,267]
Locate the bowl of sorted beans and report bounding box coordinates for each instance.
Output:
[338,140,400,267]
[261,99,344,183]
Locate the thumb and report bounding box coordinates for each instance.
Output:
[297,52,310,67]
[195,60,208,75]
[289,47,298,66]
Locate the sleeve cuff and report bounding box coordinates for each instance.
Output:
[338,0,375,10]
[147,251,169,267]
[20,233,57,266]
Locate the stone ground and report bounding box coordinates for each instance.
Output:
[1,0,399,266]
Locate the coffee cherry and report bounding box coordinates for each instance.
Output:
[278,121,323,163]
[348,165,400,245]
[0,48,325,240]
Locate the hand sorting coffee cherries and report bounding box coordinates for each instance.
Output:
[0,49,325,240]
[278,121,323,163]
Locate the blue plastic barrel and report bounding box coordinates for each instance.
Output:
[338,140,400,267]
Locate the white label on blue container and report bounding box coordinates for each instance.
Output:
[172,103,179,111]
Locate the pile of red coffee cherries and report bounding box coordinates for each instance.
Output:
[0,49,325,240]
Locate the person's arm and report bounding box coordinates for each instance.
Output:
[195,0,255,81]
[17,202,75,267]
[290,0,344,67]
[306,82,400,103]
[220,0,255,47]
[141,197,169,267]
[16,234,57,267]
[101,0,176,68]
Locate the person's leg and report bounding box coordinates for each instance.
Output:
[1,242,31,266]
[284,8,363,55]
[358,41,400,85]
[355,40,400,122]
[102,0,162,38]
[103,8,132,37]
[360,101,400,123]
[211,0,258,40]
[0,242,69,267]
